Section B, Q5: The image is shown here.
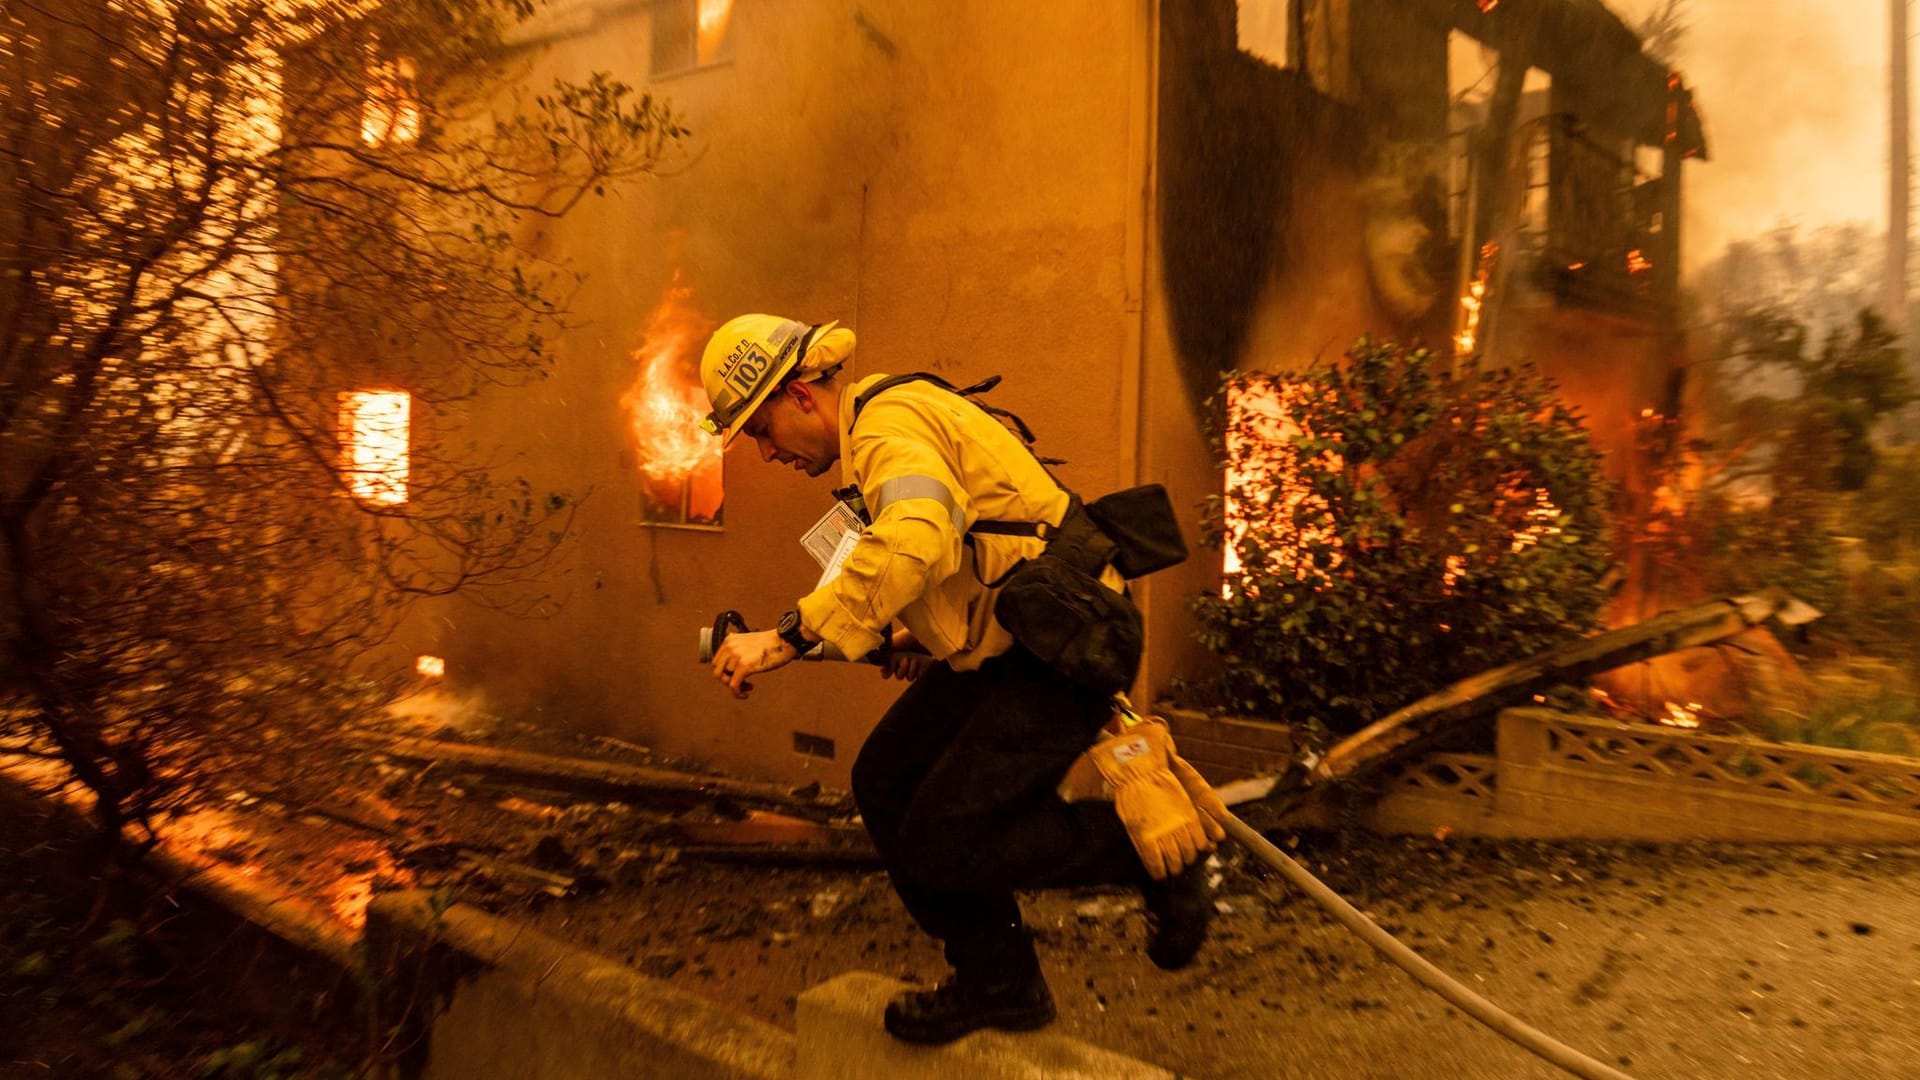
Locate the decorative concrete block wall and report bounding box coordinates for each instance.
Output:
[1369,708,1920,843]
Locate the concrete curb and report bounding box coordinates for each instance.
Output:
[2,766,1179,1077]
[366,891,796,1079]
[145,844,360,969]
[796,972,1178,1080]
[365,894,1183,1080]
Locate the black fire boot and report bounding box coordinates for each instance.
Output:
[882,969,1056,1045]
[1142,857,1214,970]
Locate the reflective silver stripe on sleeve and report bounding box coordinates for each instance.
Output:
[869,474,965,535]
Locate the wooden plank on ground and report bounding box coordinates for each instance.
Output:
[352,733,852,815]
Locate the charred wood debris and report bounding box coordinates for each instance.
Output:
[203,592,1813,914]
[213,728,876,910]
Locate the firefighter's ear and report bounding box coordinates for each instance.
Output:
[785,379,817,413]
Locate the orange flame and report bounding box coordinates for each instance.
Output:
[340,390,409,506]
[1454,241,1498,356]
[696,0,734,64]
[620,277,720,511]
[360,54,420,147]
[1658,700,1703,729]
[1222,379,1342,597]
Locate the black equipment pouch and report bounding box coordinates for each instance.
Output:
[990,498,1145,698]
[1083,484,1188,580]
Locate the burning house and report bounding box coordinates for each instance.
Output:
[384,0,1705,786]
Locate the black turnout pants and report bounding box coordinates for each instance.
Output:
[850,646,1143,984]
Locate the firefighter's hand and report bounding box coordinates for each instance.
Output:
[711,629,798,700]
[880,627,931,682]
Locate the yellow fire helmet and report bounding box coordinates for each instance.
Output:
[699,314,850,447]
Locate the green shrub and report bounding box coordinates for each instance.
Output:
[1193,338,1614,731]
[1753,659,1920,757]
[1661,307,1916,623]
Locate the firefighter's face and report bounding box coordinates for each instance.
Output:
[743,380,837,478]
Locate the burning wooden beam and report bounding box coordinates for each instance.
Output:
[1236,590,1820,829]
[677,810,863,848]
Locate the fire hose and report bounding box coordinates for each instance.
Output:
[1221,813,1631,1080]
[698,613,1634,1080]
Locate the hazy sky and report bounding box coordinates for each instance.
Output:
[1607,0,1901,269]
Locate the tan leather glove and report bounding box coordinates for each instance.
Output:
[1088,720,1216,880]
[1169,752,1229,844]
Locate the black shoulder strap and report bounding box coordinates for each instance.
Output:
[847,373,1065,564]
[851,372,954,427]
[851,372,1057,460]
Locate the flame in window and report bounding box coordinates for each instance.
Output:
[340,390,410,506]
[695,0,734,65]
[620,276,721,517]
[361,54,420,147]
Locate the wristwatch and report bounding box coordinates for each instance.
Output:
[776,609,812,653]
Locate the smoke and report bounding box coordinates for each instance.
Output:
[383,685,503,737]
[1608,0,1898,271]
[1360,142,1445,323]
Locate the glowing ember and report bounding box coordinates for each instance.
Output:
[156,805,412,933]
[1665,73,1683,145]
[1509,487,1563,553]
[1454,241,1498,356]
[1659,700,1704,729]
[1476,0,1499,11]
[1626,248,1653,274]
[340,390,410,506]
[416,654,445,678]
[620,275,721,511]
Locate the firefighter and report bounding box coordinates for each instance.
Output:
[700,314,1218,1045]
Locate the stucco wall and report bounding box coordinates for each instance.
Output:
[392,0,1144,786]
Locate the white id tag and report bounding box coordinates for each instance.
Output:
[800,499,866,570]
[814,531,861,590]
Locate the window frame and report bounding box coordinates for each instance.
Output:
[649,0,736,80]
